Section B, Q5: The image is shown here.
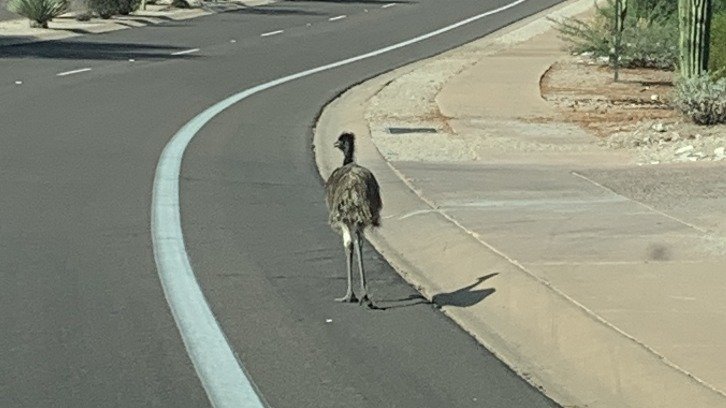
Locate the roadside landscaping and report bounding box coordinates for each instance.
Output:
[4,0,194,29]
[547,0,725,165]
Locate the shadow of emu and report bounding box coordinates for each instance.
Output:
[371,274,497,311]
[432,274,497,308]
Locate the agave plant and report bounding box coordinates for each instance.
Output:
[7,0,69,28]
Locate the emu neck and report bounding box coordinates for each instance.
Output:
[342,144,354,165]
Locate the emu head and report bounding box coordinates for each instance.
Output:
[334,132,355,164]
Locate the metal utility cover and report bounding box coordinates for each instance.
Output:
[387,127,438,134]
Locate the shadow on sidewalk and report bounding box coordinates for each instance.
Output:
[372,274,497,310]
[432,273,497,308]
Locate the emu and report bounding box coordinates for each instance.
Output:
[325,132,382,306]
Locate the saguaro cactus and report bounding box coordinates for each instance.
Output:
[679,0,713,78]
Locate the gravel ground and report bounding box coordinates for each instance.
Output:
[364,45,724,167]
[542,57,726,166]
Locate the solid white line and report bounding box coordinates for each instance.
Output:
[382,3,396,8]
[56,68,92,76]
[328,14,347,21]
[260,30,284,37]
[172,48,200,56]
[152,1,530,407]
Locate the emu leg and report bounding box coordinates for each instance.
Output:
[336,227,357,303]
[355,231,372,307]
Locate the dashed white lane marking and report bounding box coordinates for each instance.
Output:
[382,3,396,8]
[57,68,92,76]
[171,48,200,56]
[328,15,347,21]
[261,30,284,37]
[14,80,22,85]
[152,1,530,407]
[230,39,237,43]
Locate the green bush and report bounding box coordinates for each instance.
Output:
[711,12,726,79]
[171,0,189,8]
[75,10,92,20]
[86,0,116,18]
[553,0,679,70]
[116,0,139,14]
[630,0,677,21]
[8,0,68,28]
[675,74,726,125]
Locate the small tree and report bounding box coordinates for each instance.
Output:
[612,0,628,81]
[679,0,713,78]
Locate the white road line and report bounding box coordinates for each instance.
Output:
[328,14,347,21]
[171,48,200,56]
[260,30,284,37]
[56,68,92,77]
[152,1,530,407]
[382,3,396,8]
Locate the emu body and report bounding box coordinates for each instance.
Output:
[325,132,382,305]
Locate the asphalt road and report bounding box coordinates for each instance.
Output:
[0,1,563,406]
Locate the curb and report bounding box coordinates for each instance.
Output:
[312,1,726,407]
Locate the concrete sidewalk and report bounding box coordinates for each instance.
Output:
[315,1,726,407]
[0,0,272,47]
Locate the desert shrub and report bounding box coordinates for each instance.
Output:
[552,4,612,57]
[85,0,115,17]
[675,74,726,125]
[711,12,726,79]
[631,0,677,20]
[553,0,679,70]
[8,0,68,28]
[75,9,92,20]
[116,0,138,14]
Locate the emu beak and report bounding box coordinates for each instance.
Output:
[333,141,342,148]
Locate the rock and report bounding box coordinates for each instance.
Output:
[715,147,725,157]
[671,132,680,142]
[652,123,667,132]
[675,145,694,155]
[650,94,660,101]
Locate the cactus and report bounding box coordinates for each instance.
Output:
[679,0,714,78]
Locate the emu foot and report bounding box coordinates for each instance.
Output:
[335,293,358,303]
[358,294,374,308]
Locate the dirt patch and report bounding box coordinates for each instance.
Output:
[541,57,726,165]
